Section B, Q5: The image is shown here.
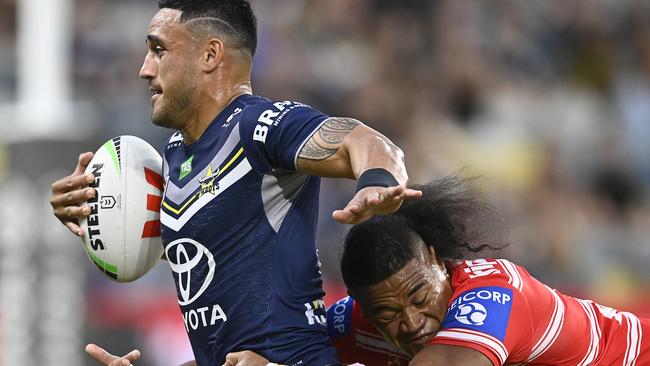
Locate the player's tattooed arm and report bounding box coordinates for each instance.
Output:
[296,115,421,224]
[298,117,361,160]
[296,116,405,181]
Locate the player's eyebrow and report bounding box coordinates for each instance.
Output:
[407,282,426,298]
[146,34,166,46]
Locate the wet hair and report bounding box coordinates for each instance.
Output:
[158,0,257,56]
[341,175,507,290]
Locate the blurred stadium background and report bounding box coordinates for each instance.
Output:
[1,0,649,365]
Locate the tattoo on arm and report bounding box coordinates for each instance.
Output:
[299,117,361,160]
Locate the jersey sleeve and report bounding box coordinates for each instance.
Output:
[239,101,330,174]
[327,297,359,365]
[327,297,410,366]
[429,284,533,366]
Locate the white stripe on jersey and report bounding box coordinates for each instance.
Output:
[526,286,565,362]
[622,311,642,366]
[161,158,253,231]
[576,299,601,366]
[435,328,508,365]
[497,259,523,291]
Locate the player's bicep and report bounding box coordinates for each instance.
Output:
[296,117,361,178]
[411,344,493,366]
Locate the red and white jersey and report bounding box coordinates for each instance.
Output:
[327,259,650,366]
[327,296,410,366]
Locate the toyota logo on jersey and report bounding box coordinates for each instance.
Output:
[455,302,488,325]
[165,238,215,306]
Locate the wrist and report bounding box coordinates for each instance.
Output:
[356,168,399,192]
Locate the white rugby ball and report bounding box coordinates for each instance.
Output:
[80,135,164,282]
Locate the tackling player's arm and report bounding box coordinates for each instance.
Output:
[296,117,421,224]
[409,344,494,366]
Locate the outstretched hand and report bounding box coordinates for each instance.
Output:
[333,185,422,224]
[85,343,141,366]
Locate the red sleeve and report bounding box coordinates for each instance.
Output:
[327,297,410,366]
[429,260,536,365]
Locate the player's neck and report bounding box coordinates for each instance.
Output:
[181,80,252,144]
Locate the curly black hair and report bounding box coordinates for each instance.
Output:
[158,0,257,56]
[341,175,507,290]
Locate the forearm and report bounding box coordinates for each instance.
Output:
[296,118,408,184]
[344,125,408,185]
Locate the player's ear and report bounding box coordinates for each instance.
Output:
[202,38,225,72]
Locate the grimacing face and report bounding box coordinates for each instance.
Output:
[352,241,453,356]
[139,8,201,129]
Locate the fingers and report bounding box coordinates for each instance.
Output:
[110,350,140,366]
[123,350,141,362]
[51,173,95,197]
[85,343,140,366]
[332,185,423,224]
[223,351,242,366]
[50,186,96,208]
[65,221,85,237]
[73,152,94,175]
[51,171,96,236]
[52,204,92,223]
[86,343,116,364]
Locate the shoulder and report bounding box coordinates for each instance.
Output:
[239,100,326,130]
[449,259,527,293]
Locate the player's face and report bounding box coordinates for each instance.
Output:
[353,242,452,356]
[140,9,201,129]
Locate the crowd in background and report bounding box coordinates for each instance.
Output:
[1,0,649,364]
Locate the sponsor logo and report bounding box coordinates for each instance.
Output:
[252,101,307,143]
[443,286,513,341]
[179,155,193,180]
[450,288,512,309]
[463,259,501,278]
[222,107,242,128]
[455,302,488,325]
[328,297,352,336]
[181,303,227,332]
[165,238,226,332]
[87,163,105,250]
[167,132,183,149]
[304,299,326,326]
[165,238,215,306]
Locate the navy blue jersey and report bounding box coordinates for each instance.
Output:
[160,94,339,365]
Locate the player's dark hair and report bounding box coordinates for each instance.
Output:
[158,0,257,56]
[341,175,507,290]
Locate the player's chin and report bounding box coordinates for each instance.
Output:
[151,111,173,128]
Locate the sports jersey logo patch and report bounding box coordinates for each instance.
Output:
[443,286,513,341]
[165,238,215,306]
[455,302,488,325]
[179,155,193,180]
[327,296,353,337]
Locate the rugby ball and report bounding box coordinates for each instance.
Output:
[80,135,165,282]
